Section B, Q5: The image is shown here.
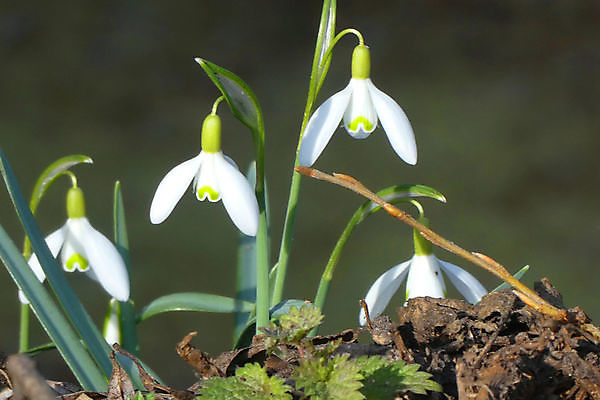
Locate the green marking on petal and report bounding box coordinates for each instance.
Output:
[348,116,374,132]
[197,186,220,201]
[405,289,410,301]
[66,253,89,272]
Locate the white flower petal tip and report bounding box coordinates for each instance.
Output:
[81,221,130,301]
[367,80,417,165]
[150,155,203,224]
[359,260,411,326]
[20,227,66,304]
[215,155,259,236]
[439,260,487,304]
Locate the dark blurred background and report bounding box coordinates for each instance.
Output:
[1,0,599,388]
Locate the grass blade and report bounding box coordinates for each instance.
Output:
[137,293,255,322]
[113,181,139,355]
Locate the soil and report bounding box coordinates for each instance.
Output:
[3,278,600,399]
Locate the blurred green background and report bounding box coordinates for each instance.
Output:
[1,0,599,388]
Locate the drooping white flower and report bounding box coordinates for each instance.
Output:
[149,114,259,236]
[359,222,486,326]
[21,187,130,304]
[299,44,417,167]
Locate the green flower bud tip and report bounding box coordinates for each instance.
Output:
[413,216,432,256]
[201,114,221,153]
[66,186,86,219]
[351,44,371,80]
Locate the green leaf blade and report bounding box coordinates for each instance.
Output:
[195,58,262,134]
[492,265,530,293]
[112,181,139,356]
[137,293,255,322]
[29,154,93,214]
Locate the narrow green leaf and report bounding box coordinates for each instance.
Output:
[315,0,336,82]
[362,184,447,220]
[0,224,106,390]
[113,181,139,356]
[137,293,255,322]
[492,265,530,293]
[23,154,93,258]
[29,154,93,214]
[0,149,113,379]
[24,342,56,357]
[195,58,262,134]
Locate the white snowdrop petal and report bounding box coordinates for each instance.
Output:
[28,227,66,282]
[61,219,88,272]
[343,79,378,138]
[359,260,411,326]
[215,154,259,236]
[367,79,417,165]
[79,219,130,301]
[20,226,66,304]
[406,254,446,300]
[194,153,221,202]
[150,154,203,224]
[298,83,353,166]
[439,260,487,304]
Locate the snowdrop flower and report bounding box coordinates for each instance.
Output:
[359,219,487,326]
[21,186,130,304]
[299,44,417,166]
[149,113,259,236]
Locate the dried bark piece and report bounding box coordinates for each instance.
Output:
[107,350,134,400]
[176,332,223,378]
[6,354,55,400]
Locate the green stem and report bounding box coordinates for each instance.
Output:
[313,208,363,312]
[19,303,30,352]
[211,96,225,115]
[254,99,270,332]
[272,0,336,306]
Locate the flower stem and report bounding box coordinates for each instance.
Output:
[272,0,337,306]
[211,96,225,115]
[253,87,270,332]
[314,207,363,313]
[18,304,30,352]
